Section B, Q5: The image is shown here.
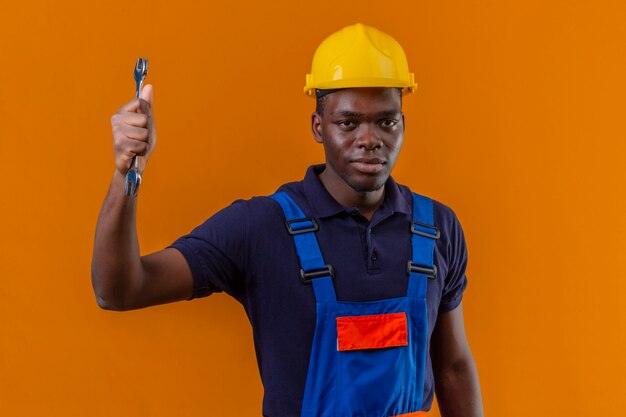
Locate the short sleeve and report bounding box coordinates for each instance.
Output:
[438,209,469,313]
[168,200,249,302]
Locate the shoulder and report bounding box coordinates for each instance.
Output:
[432,200,464,238]
[395,182,466,249]
[274,178,311,213]
[395,184,470,309]
[395,183,462,226]
[226,195,282,215]
[210,196,283,233]
[207,178,307,229]
[183,176,308,240]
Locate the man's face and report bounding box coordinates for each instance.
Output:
[312,87,405,193]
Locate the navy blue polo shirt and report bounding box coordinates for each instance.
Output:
[169,164,468,416]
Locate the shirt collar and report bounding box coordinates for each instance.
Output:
[302,164,411,219]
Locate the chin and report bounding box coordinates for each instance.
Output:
[346,176,387,193]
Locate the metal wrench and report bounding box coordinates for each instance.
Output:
[125,57,149,197]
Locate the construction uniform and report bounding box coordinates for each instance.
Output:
[169,164,468,416]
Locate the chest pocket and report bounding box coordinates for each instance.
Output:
[337,312,408,351]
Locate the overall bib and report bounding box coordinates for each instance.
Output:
[271,191,439,417]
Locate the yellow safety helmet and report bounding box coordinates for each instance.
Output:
[304,23,417,97]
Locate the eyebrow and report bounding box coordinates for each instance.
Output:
[331,110,402,118]
[377,110,402,118]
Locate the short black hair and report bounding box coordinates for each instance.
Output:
[315,94,328,117]
[315,88,403,116]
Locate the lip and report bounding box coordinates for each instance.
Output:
[352,157,385,164]
[350,157,386,174]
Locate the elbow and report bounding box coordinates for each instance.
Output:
[95,294,127,311]
[91,269,133,312]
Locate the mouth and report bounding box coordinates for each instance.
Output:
[350,157,386,174]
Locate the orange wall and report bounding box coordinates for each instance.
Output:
[1,1,625,415]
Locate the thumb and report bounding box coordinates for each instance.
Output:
[140,84,153,107]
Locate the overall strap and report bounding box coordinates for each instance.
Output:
[270,192,337,303]
[408,193,439,298]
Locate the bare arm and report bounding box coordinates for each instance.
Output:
[91,85,193,311]
[431,303,484,417]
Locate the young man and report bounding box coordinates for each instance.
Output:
[92,23,484,417]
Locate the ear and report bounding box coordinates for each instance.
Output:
[311,112,323,144]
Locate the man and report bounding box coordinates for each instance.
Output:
[92,23,484,417]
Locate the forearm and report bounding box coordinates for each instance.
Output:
[435,353,484,417]
[91,170,143,310]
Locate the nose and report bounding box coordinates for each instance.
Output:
[355,123,382,150]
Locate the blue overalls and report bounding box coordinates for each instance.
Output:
[271,191,439,417]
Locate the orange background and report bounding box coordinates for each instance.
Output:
[1,1,625,415]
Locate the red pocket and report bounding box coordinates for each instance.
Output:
[336,312,408,351]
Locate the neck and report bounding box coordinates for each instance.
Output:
[318,168,385,221]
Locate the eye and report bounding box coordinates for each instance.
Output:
[379,119,398,128]
[337,120,356,129]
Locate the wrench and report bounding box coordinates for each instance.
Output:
[125,57,149,197]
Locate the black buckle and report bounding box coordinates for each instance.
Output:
[286,218,319,235]
[407,261,437,280]
[410,221,440,239]
[300,264,334,283]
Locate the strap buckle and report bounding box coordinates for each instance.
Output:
[286,218,319,235]
[300,264,334,284]
[410,220,440,239]
[407,261,437,280]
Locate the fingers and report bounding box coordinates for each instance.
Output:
[111,112,149,128]
[111,121,151,170]
[117,84,153,115]
[111,112,150,141]
[121,125,149,140]
[136,85,153,116]
[111,88,156,175]
[114,139,150,171]
[114,137,150,158]
[140,84,153,106]
[118,97,142,113]
[117,97,152,116]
